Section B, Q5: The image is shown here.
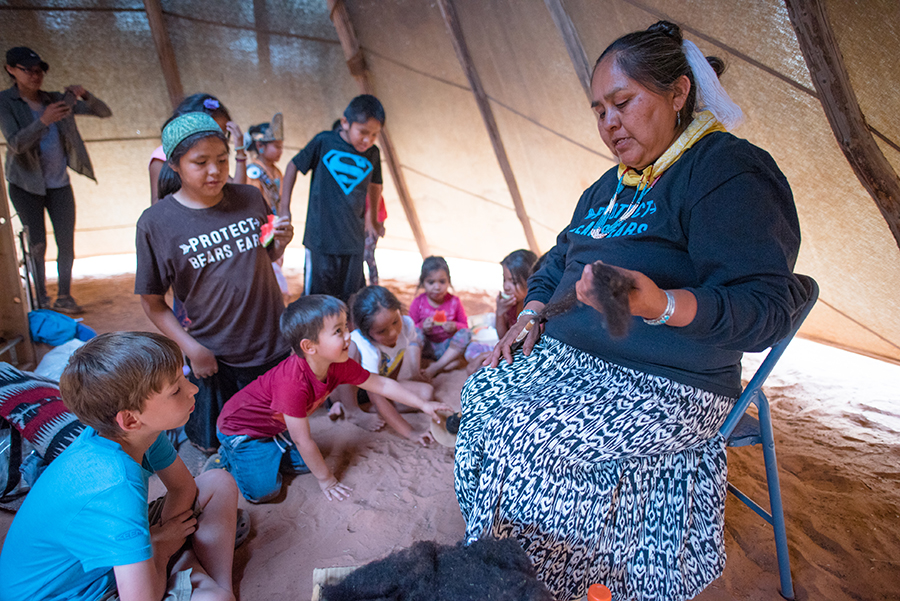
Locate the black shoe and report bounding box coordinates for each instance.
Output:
[53,295,84,315]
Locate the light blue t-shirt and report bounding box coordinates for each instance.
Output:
[0,428,177,601]
[30,106,70,189]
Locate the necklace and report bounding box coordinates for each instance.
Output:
[589,172,659,239]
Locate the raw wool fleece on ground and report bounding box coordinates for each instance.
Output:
[1,273,898,601]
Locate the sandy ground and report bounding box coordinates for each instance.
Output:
[2,272,898,601]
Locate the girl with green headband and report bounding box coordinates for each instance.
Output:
[135,111,295,452]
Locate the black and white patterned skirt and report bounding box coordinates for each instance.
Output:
[454,336,736,601]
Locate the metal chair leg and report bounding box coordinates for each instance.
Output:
[758,396,795,600]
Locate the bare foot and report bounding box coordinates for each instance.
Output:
[347,409,386,431]
[328,401,345,421]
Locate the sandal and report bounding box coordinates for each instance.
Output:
[235,508,250,548]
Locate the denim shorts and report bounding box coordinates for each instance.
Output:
[216,430,309,503]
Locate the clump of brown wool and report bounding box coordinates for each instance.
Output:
[538,262,636,338]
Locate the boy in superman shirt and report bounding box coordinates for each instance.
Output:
[215,295,450,503]
[279,95,384,302]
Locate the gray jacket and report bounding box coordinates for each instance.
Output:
[0,84,112,195]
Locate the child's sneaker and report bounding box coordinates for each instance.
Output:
[52,295,84,315]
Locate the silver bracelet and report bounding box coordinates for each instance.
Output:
[643,290,675,326]
[517,308,538,320]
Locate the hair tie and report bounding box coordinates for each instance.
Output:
[682,40,744,130]
[203,98,221,111]
[162,112,222,156]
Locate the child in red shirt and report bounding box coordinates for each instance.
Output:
[216,295,450,503]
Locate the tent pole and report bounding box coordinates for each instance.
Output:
[327,0,431,259]
[437,0,541,256]
[786,0,900,251]
[143,0,184,110]
[544,0,593,101]
[0,160,36,369]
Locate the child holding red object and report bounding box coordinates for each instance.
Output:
[136,112,293,453]
[215,295,451,503]
[246,113,289,300]
[409,256,471,379]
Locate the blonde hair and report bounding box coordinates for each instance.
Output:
[59,332,183,437]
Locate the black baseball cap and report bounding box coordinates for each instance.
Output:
[5,47,49,72]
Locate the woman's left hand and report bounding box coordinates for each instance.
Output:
[576,261,668,320]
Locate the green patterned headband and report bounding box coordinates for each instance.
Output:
[162,112,223,157]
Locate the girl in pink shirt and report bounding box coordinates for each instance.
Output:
[409,256,471,378]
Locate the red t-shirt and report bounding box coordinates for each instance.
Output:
[217,355,370,437]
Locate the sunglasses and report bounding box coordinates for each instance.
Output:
[14,65,45,76]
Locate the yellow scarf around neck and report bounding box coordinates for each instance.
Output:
[617,110,725,189]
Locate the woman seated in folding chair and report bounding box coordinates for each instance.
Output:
[455,21,809,601]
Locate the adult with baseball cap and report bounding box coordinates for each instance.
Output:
[1,46,111,314]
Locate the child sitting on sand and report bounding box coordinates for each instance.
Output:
[215,295,451,503]
[409,256,471,379]
[331,286,436,443]
[466,249,538,369]
[0,332,241,601]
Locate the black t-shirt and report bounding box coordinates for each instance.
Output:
[134,184,291,367]
[292,130,382,255]
[527,132,807,398]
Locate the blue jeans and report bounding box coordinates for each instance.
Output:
[216,429,309,503]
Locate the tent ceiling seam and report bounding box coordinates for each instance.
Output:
[161,10,341,45]
[487,97,615,161]
[0,6,145,12]
[401,164,518,212]
[0,6,342,45]
[817,298,900,352]
[400,164,558,233]
[870,127,900,156]
[366,50,471,92]
[365,50,613,160]
[617,0,818,100]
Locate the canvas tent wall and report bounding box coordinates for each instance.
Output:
[1,0,898,363]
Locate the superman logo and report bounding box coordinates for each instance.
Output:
[323,150,373,195]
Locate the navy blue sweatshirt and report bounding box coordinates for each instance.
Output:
[527,131,807,398]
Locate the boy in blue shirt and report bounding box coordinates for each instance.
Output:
[0,332,240,601]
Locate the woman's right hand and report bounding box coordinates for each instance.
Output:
[40,101,71,125]
[187,344,218,379]
[486,303,545,368]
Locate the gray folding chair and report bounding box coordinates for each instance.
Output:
[719,274,818,600]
